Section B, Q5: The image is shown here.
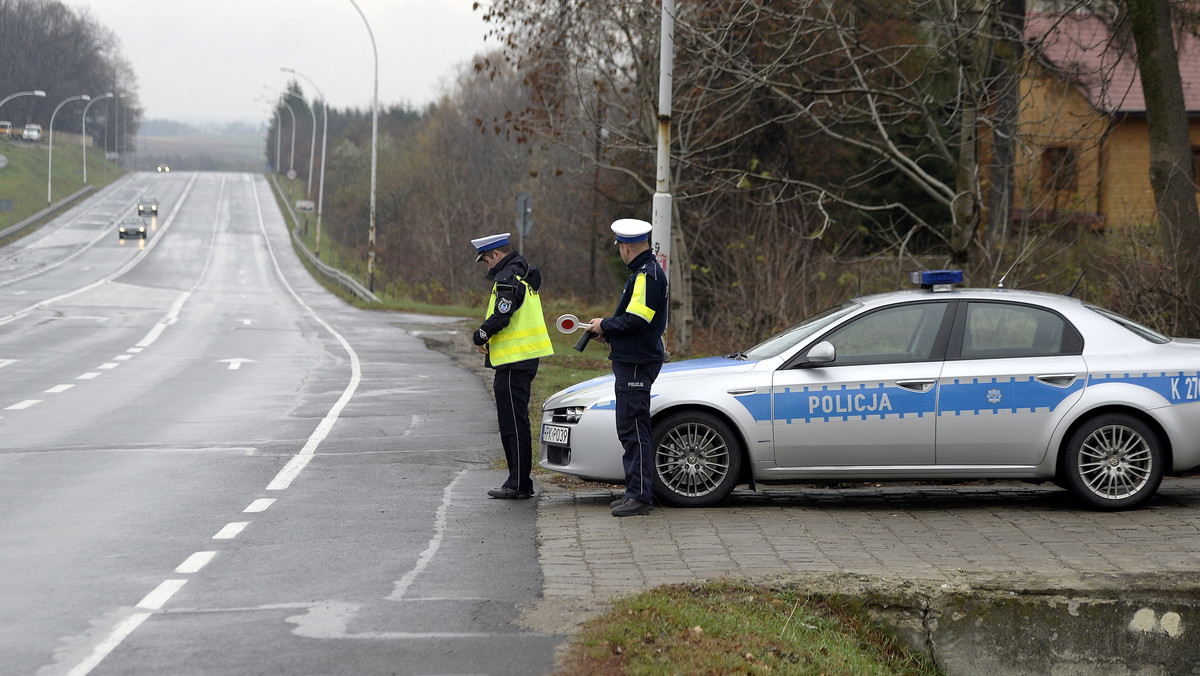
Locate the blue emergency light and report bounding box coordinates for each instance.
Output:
[910,269,963,290]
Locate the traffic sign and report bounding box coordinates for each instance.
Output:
[515,191,533,237]
[287,169,297,180]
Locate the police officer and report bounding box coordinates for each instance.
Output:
[471,233,554,499]
[584,219,669,517]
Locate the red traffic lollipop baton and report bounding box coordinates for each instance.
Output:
[556,314,597,352]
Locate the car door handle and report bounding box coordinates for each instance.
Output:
[1036,374,1078,387]
[895,379,936,392]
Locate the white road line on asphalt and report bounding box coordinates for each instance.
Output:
[388,470,468,601]
[76,372,101,380]
[44,384,75,393]
[212,522,249,540]
[137,579,188,610]
[97,363,119,370]
[0,358,15,369]
[175,551,217,574]
[254,176,362,493]
[244,498,276,513]
[126,347,143,353]
[114,354,132,361]
[5,399,41,410]
[65,613,152,676]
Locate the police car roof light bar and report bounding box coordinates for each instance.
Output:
[911,269,963,291]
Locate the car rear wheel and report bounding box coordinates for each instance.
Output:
[1062,413,1163,511]
[653,411,742,507]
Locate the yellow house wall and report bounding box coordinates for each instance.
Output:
[1011,67,1107,218]
[1010,62,1200,229]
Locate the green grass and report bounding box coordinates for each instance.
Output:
[0,136,121,232]
[557,582,941,676]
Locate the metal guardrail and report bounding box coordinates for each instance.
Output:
[0,186,95,240]
[268,174,380,304]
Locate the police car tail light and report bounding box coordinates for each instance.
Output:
[911,269,963,292]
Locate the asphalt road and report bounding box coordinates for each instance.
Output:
[0,172,560,676]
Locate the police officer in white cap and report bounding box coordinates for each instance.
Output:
[471,232,554,499]
[584,219,669,516]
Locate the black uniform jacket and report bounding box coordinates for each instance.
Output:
[601,248,668,364]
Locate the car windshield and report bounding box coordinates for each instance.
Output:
[1084,304,1170,344]
[741,301,861,360]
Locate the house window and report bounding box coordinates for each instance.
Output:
[1040,145,1078,192]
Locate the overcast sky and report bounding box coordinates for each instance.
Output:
[70,0,495,125]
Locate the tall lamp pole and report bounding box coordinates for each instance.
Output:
[82,92,114,185]
[281,67,328,259]
[348,0,378,292]
[653,0,674,281]
[283,90,317,198]
[48,94,90,206]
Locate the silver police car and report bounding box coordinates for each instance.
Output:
[539,271,1200,510]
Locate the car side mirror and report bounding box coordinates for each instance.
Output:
[804,341,835,365]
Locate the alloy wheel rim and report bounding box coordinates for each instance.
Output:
[656,422,730,497]
[1077,424,1152,500]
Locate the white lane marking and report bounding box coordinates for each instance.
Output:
[175,551,217,574]
[76,372,101,380]
[212,522,249,540]
[217,358,257,370]
[388,470,468,601]
[97,363,119,370]
[0,358,15,369]
[137,579,187,610]
[126,347,143,353]
[65,613,152,676]
[45,384,75,393]
[244,499,276,513]
[114,354,132,361]
[5,399,41,410]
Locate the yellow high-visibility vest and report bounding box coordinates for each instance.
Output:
[487,277,554,366]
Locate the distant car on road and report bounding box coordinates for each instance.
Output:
[117,217,146,240]
[0,121,12,139]
[539,270,1200,511]
[137,196,159,216]
[22,124,41,141]
[156,164,170,173]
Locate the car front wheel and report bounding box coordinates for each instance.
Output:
[653,411,742,507]
[1062,413,1163,510]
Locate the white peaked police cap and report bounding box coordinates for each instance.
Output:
[471,232,510,261]
[611,218,652,243]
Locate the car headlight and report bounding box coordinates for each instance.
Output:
[564,406,586,423]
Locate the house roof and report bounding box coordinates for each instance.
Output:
[1026,12,1200,114]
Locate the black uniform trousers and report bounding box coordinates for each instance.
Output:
[613,360,661,504]
[494,359,538,493]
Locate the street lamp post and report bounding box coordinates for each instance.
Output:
[281,67,328,259]
[47,94,90,206]
[283,90,317,198]
[348,0,378,292]
[276,99,297,198]
[0,89,46,114]
[81,92,114,185]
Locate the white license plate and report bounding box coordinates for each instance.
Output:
[541,424,570,446]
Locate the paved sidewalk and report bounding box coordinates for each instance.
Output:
[535,477,1200,603]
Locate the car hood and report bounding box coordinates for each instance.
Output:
[544,356,760,409]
